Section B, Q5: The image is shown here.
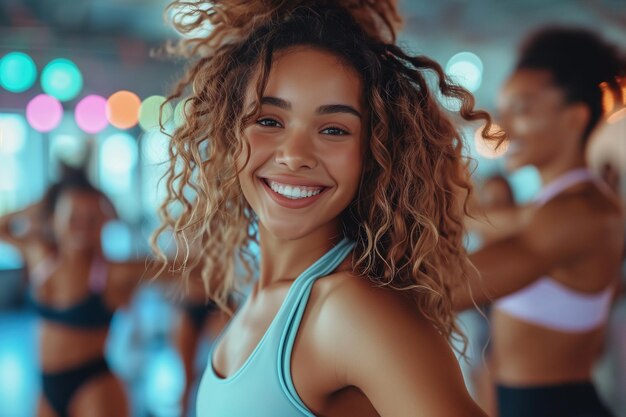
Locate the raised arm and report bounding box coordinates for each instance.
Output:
[107,255,206,307]
[0,201,47,258]
[465,202,534,242]
[454,197,619,311]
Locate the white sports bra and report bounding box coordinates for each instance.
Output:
[495,168,614,332]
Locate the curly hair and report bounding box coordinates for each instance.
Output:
[152,0,500,344]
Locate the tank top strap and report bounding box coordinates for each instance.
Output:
[535,168,595,206]
[276,238,355,413]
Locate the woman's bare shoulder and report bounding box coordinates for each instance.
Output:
[313,270,442,350]
[308,271,484,416]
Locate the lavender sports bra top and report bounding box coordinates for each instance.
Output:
[495,168,613,332]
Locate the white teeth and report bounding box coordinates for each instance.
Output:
[267,180,323,200]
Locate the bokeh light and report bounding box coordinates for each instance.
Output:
[26,94,63,132]
[173,99,190,127]
[0,327,38,417]
[144,346,185,417]
[0,52,37,93]
[106,90,141,129]
[0,242,23,270]
[40,58,83,102]
[100,133,138,195]
[75,95,108,134]
[446,51,483,93]
[138,95,173,131]
[50,134,87,167]
[102,220,133,261]
[601,82,615,114]
[74,94,109,134]
[169,2,213,39]
[508,165,542,204]
[0,114,27,155]
[141,130,170,216]
[438,93,462,112]
[474,124,508,159]
[0,158,20,191]
[141,129,170,165]
[101,132,138,174]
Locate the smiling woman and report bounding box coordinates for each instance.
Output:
[453,27,625,417]
[152,1,500,416]
[239,48,363,240]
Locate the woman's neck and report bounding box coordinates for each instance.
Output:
[538,153,587,186]
[254,223,343,294]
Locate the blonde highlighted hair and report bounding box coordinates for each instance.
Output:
[152,0,501,343]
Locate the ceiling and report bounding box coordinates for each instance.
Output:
[1,0,625,109]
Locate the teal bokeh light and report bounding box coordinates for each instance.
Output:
[446,51,483,93]
[0,52,37,93]
[40,58,83,102]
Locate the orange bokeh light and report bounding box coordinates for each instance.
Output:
[600,82,615,114]
[474,123,508,159]
[106,90,141,129]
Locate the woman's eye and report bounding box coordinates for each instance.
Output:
[256,118,281,128]
[321,127,349,136]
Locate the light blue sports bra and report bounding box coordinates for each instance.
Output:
[196,238,355,417]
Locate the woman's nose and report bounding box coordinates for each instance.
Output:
[274,129,317,171]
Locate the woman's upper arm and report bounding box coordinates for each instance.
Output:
[0,213,31,253]
[0,203,47,256]
[454,199,609,310]
[323,279,487,417]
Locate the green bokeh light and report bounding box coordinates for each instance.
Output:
[41,58,83,102]
[0,52,37,93]
[173,99,191,127]
[139,95,173,131]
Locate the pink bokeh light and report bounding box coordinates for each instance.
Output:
[26,94,63,133]
[75,94,108,134]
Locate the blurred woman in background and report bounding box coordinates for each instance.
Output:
[0,163,174,417]
[455,27,625,417]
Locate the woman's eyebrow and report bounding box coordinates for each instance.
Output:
[261,96,290,110]
[261,96,362,119]
[317,104,361,119]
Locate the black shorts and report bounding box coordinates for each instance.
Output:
[497,381,614,417]
[42,357,111,417]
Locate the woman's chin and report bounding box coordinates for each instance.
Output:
[261,220,311,242]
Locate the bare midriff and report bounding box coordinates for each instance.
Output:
[491,309,604,386]
[38,322,109,372]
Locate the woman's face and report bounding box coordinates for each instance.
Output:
[497,68,578,171]
[53,190,108,251]
[237,47,365,241]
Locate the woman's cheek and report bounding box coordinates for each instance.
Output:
[512,115,551,136]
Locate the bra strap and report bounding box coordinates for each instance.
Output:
[535,168,595,206]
